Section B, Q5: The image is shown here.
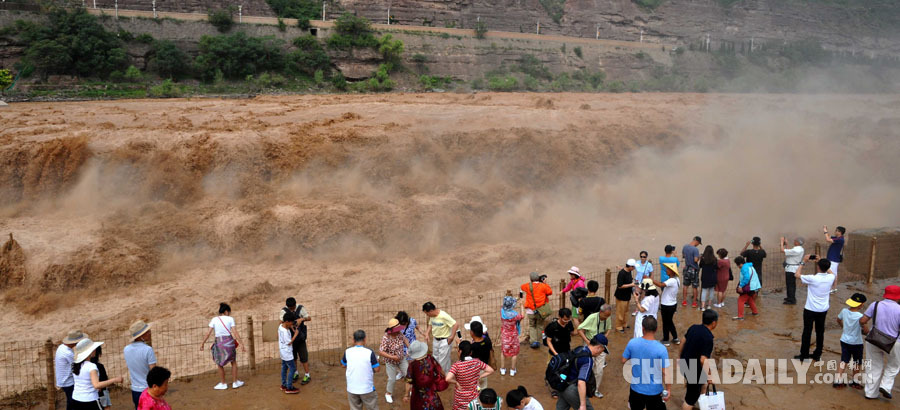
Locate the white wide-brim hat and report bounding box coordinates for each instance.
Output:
[73,338,104,363]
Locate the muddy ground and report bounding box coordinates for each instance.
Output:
[36,280,894,409]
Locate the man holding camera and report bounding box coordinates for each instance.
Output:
[824,225,846,294]
[794,254,835,362]
[781,237,805,305]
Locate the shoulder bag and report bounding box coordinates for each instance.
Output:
[530,282,553,319]
[735,268,755,295]
[217,316,240,348]
[865,302,897,353]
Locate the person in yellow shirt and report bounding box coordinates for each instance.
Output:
[423,302,458,372]
[577,305,612,399]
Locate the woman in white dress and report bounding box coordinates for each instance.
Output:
[633,278,660,339]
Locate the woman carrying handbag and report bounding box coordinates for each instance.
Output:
[733,256,761,320]
[200,302,246,390]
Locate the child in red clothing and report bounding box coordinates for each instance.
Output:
[138,366,172,410]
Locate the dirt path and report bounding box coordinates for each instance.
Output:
[84,8,673,50]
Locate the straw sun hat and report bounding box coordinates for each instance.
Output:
[129,320,152,340]
[62,330,88,345]
[73,338,104,363]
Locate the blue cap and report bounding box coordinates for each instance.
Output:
[590,334,608,346]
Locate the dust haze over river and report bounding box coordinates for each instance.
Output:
[1,93,899,339]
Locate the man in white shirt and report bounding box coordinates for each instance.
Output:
[341,330,380,410]
[793,256,834,362]
[56,330,87,410]
[781,236,805,305]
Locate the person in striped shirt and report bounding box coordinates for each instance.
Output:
[56,330,88,410]
[446,341,494,410]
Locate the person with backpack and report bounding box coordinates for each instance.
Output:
[544,309,576,357]
[578,281,604,319]
[548,334,607,410]
[281,297,312,385]
[622,316,670,410]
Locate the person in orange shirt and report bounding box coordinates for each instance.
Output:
[520,272,553,349]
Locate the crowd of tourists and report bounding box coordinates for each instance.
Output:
[52,226,900,409]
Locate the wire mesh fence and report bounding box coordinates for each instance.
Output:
[0,240,894,402]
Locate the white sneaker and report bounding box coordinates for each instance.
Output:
[594,391,604,398]
[510,369,517,377]
[232,380,244,389]
[385,393,393,404]
[214,383,228,390]
[395,372,403,381]
[500,368,506,375]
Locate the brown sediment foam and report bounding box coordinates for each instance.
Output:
[39,235,159,290]
[0,94,898,325]
[0,234,26,288]
[0,136,89,205]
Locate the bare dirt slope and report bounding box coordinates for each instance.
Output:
[1,93,900,340]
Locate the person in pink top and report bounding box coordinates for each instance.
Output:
[561,266,587,322]
[138,366,172,410]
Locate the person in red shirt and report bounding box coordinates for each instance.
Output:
[138,366,172,410]
[520,272,553,349]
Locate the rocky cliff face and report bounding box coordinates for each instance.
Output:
[333,0,900,55]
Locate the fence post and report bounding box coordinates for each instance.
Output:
[814,242,821,257]
[559,279,566,310]
[604,269,611,304]
[868,237,877,284]
[246,316,256,373]
[340,306,348,349]
[45,338,55,410]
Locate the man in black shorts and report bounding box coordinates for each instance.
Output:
[281,297,312,384]
[682,237,701,308]
[679,309,717,409]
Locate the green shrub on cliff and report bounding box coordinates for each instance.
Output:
[17,8,127,79]
[208,8,235,33]
[149,40,190,79]
[266,0,320,24]
[287,35,330,76]
[0,69,13,89]
[633,0,664,10]
[328,13,378,50]
[538,0,565,24]
[194,32,285,81]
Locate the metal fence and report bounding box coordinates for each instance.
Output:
[0,241,892,404]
